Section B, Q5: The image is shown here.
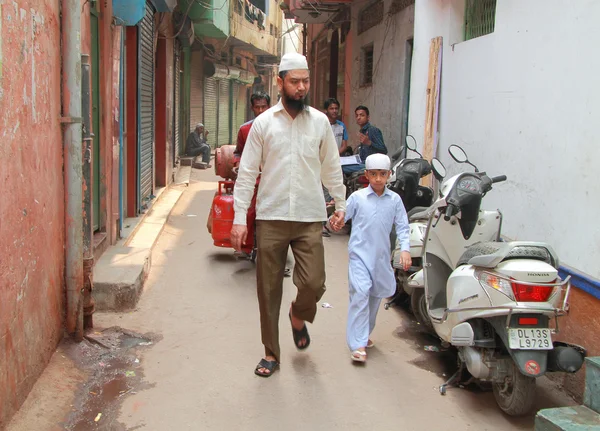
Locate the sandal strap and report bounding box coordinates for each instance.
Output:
[256,358,278,369]
[352,350,367,356]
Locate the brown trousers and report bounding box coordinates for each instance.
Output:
[256,220,326,363]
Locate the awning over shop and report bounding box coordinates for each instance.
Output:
[112,0,146,25]
[113,0,177,26]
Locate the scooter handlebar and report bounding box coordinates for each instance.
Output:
[444,205,454,221]
[491,175,507,183]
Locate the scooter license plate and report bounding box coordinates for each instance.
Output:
[508,328,552,350]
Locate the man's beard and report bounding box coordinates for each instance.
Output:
[282,91,309,111]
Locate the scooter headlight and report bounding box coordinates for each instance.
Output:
[475,269,515,300]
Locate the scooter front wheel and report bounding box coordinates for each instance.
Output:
[410,288,434,331]
[492,361,536,416]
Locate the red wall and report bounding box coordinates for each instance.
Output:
[0,1,64,426]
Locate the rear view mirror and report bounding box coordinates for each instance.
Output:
[431,158,446,182]
[405,135,417,151]
[449,145,468,163]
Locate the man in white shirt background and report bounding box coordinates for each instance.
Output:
[231,53,346,377]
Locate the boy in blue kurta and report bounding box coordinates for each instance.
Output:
[335,153,412,362]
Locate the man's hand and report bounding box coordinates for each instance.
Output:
[329,211,346,232]
[400,251,412,271]
[358,131,371,146]
[231,224,248,251]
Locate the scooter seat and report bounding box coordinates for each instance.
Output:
[457,241,558,269]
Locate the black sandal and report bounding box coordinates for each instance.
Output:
[289,311,311,350]
[254,358,279,377]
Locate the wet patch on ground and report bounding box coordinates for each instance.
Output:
[391,306,492,395]
[392,308,458,380]
[61,327,160,431]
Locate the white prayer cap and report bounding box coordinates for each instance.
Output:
[279,53,309,72]
[365,153,391,171]
[196,123,204,128]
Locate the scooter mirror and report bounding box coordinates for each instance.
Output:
[405,135,418,151]
[431,158,446,181]
[449,144,469,163]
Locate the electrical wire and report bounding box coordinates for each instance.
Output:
[158,0,196,39]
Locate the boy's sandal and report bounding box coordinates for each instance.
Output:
[254,359,279,377]
[289,311,311,350]
[351,350,367,363]
[366,340,374,349]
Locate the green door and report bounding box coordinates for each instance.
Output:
[91,5,101,231]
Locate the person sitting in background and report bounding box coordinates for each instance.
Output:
[342,106,387,175]
[186,123,212,168]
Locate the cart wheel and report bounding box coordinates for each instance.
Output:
[440,386,447,396]
[384,303,390,310]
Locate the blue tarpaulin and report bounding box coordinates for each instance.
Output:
[113,0,146,25]
[113,0,177,26]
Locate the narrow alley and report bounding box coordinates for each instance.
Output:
[3,1,600,429]
[8,168,574,431]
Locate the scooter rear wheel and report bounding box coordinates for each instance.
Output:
[492,361,536,416]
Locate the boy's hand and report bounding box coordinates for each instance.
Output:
[400,251,412,271]
[329,211,346,232]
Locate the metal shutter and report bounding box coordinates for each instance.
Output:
[203,77,218,149]
[173,40,181,164]
[233,83,247,133]
[218,79,231,147]
[138,2,155,204]
[190,50,203,133]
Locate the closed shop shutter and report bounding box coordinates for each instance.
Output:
[218,79,231,147]
[233,83,248,134]
[316,36,330,109]
[139,1,155,204]
[190,50,203,133]
[203,77,218,149]
[173,40,181,163]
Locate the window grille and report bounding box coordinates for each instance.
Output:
[465,0,497,41]
[361,44,374,86]
[358,1,383,35]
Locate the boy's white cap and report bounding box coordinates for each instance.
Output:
[365,153,391,171]
[279,53,309,72]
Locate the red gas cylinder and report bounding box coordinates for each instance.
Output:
[211,181,235,247]
[214,145,237,180]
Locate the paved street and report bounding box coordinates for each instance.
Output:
[8,168,575,431]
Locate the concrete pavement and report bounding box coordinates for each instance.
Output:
[8,168,576,430]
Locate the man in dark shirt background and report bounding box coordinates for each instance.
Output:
[342,105,387,175]
[234,92,271,159]
[186,123,212,168]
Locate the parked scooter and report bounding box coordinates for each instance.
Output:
[385,136,446,312]
[414,144,585,416]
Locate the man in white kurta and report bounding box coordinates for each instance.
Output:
[231,53,346,377]
[343,154,411,361]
